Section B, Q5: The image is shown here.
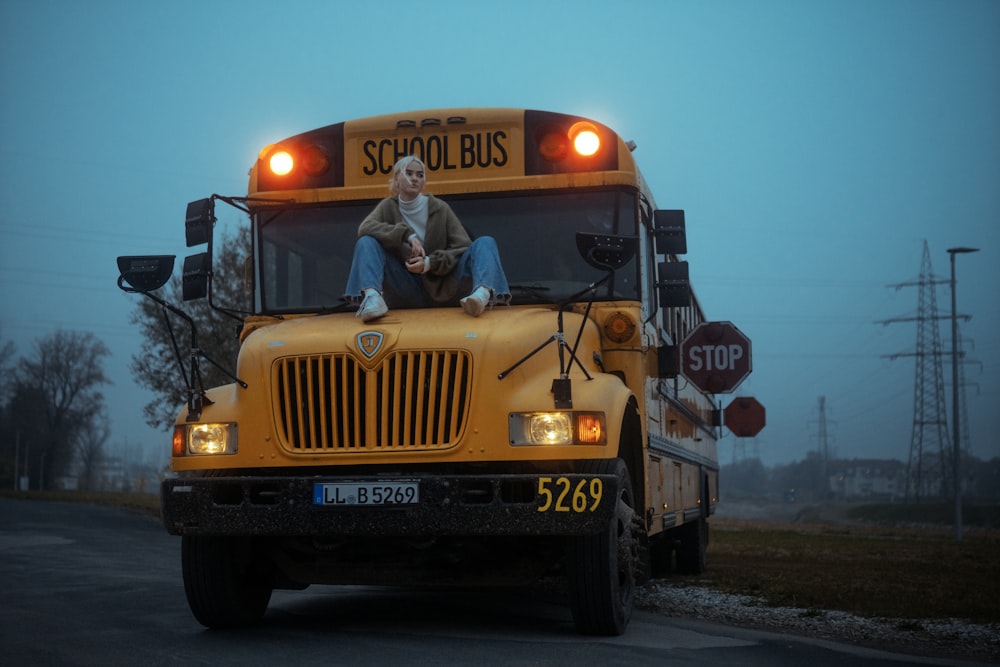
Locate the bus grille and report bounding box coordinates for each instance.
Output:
[273,350,472,452]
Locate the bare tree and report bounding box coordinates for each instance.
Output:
[0,330,15,404]
[13,330,110,488]
[0,330,16,486]
[129,226,251,430]
[75,408,110,491]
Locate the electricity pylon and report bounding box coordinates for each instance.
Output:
[880,241,952,501]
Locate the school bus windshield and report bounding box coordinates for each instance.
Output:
[256,188,640,313]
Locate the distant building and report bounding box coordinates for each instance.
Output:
[827,459,906,501]
[97,456,127,491]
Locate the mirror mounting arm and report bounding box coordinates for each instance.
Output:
[116,264,247,422]
[499,232,637,408]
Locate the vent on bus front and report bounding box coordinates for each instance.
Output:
[273,350,472,452]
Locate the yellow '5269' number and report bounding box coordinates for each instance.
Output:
[536,477,603,513]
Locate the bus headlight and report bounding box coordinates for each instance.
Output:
[174,423,238,456]
[509,412,606,446]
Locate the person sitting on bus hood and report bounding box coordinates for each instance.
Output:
[344,155,510,322]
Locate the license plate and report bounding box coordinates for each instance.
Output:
[313,481,419,506]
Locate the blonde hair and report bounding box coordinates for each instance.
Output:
[389,155,426,194]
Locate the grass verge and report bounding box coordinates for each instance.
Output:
[0,489,161,518]
[691,516,1000,623]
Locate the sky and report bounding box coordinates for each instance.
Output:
[1,0,997,469]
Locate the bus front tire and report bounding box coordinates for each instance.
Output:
[182,535,273,629]
[567,458,638,636]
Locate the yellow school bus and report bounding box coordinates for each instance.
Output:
[120,108,723,636]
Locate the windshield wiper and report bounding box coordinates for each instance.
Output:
[510,283,550,293]
[316,300,355,315]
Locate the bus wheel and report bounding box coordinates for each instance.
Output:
[182,535,273,628]
[567,458,639,636]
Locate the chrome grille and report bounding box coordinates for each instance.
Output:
[273,350,472,452]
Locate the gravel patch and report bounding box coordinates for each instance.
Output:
[636,580,1000,663]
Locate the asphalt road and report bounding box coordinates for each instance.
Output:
[0,498,971,666]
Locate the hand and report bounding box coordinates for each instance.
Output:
[409,237,425,259]
[405,256,426,274]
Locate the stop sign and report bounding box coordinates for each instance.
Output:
[680,321,752,394]
[724,396,766,437]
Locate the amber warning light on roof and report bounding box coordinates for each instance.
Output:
[570,122,601,156]
[536,121,602,162]
[268,150,293,176]
[261,143,331,179]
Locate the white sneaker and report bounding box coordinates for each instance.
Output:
[460,286,491,317]
[356,291,388,322]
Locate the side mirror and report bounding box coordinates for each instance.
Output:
[186,198,215,247]
[182,252,210,301]
[576,232,637,270]
[116,255,175,292]
[657,261,690,307]
[653,210,687,255]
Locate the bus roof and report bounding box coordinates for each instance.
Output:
[248,108,646,205]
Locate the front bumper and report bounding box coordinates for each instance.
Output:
[161,473,619,538]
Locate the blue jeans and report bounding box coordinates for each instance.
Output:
[345,235,510,308]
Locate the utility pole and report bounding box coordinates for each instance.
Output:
[13,431,20,491]
[817,396,829,494]
[947,246,979,542]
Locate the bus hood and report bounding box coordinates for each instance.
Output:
[237,306,604,384]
